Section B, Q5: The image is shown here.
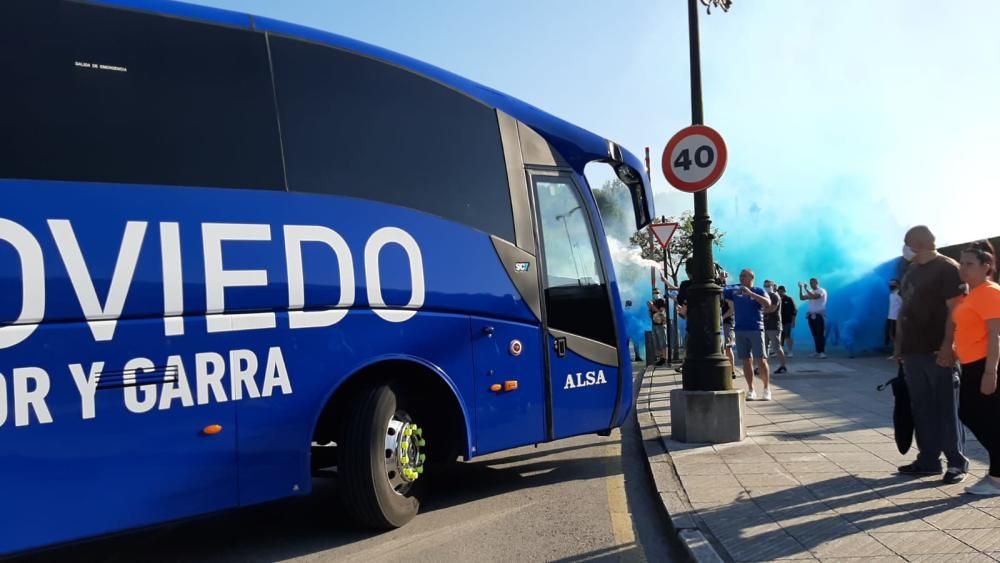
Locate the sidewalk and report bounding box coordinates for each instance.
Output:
[637,355,999,563]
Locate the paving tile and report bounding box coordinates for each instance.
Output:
[737,472,801,488]
[792,471,854,485]
[816,557,905,563]
[879,487,951,501]
[834,461,900,473]
[809,442,862,453]
[821,452,887,463]
[808,533,896,558]
[805,480,876,500]
[681,473,743,489]
[781,514,861,546]
[968,497,1000,509]
[675,462,735,476]
[726,462,789,474]
[673,451,728,464]
[763,443,819,453]
[686,487,750,504]
[783,461,845,473]
[850,514,936,532]
[747,486,821,507]
[772,452,830,463]
[923,508,1000,529]
[719,527,812,562]
[948,529,1000,552]
[870,530,976,555]
[905,555,997,563]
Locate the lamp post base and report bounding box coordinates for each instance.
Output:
[670,388,746,444]
[681,352,733,391]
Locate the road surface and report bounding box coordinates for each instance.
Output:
[18,371,685,562]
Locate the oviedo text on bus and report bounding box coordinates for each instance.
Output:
[0,0,654,555]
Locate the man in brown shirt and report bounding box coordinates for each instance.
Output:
[895,225,968,484]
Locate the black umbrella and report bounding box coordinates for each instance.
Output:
[878,364,914,455]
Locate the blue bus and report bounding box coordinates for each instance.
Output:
[0,0,654,555]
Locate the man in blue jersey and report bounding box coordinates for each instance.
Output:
[724,269,774,400]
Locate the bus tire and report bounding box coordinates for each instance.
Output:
[339,383,424,529]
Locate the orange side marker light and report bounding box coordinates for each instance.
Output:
[490,384,502,392]
[203,424,223,436]
[504,380,518,392]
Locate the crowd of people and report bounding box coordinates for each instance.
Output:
[649,265,829,397]
[648,225,1000,497]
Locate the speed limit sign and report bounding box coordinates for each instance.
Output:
[661,125,728,193]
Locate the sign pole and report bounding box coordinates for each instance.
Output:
[664,248,673,365]
[681,0,731,391]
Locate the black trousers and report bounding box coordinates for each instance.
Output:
[885,319,897,347]
[807,314,825,354]
[959,359,1000,477]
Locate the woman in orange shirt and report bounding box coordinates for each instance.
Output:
[953,240,1000,496]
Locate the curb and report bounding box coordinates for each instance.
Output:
[636,367,728,563]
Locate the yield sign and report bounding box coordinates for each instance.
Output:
[649,222,679,248]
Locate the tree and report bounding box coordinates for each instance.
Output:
[629,211,725,287]
[592,179,630,237]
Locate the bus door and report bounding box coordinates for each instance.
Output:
[530,172,621,439]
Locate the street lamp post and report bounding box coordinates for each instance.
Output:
[680,0,733,391]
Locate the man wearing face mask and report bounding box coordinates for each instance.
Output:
[895,225,969,484]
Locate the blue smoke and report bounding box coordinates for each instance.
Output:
[599,171,911,359]
[707,173,906,357]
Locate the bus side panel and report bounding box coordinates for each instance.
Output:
[470,317,546,456]
[548,338,620,441]
[235,310,476,507]
[0,180,538,553]
[0,317,238,556]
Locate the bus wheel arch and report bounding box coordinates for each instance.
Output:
[311,358,471,475]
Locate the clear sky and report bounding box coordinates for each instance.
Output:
[187,0,999,253]
[183,0,1000,352]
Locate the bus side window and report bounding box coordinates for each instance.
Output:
[534,177,616,346]
[0,0,284,191]
[269,36,516,242]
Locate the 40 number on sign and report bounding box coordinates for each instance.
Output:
[672,144,715,172]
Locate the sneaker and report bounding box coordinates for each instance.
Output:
[747,389,757,401]
[818,353,827,359]
[775,366,787,374]
[966,477,1000,496]
[763,388,772,401]
[943,468,968,484]
[897,462,941,476]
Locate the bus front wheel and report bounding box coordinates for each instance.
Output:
[339,383,426,529]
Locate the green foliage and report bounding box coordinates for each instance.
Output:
[592,179,630,236]
[630,211,725,284]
